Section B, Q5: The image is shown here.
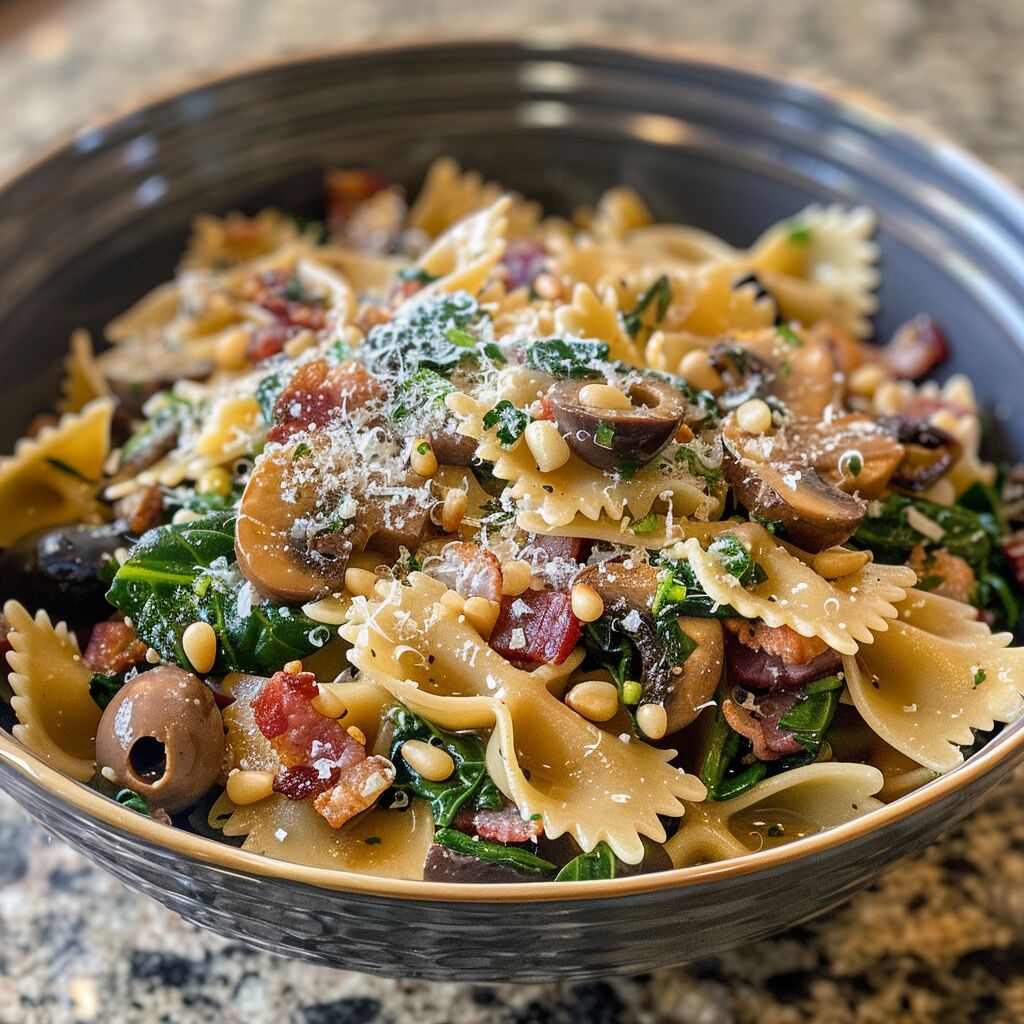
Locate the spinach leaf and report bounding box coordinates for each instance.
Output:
[482,400,529,447]
[359,291,485,377]
[391,368,454,422]
[623,275,671,338]
[777,676,843,756]
[434,828,555,875]
[387,705,501,826]
[524,338,610,378]
[255,372,286,424]
[89,672,126,711]
[121,393,192,463]
[106,512,322,676]
[674,446,723,487]
[554,842,616,881]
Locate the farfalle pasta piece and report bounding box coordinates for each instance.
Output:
[589,186,654,239]
[674,263,778,337]
[407,156,505,237]
[679,522,915,655]
[843,590,1024,773]
[748,205,880,339]
[105,281,181,343]
[341,573,705,863]
[4,600,98,781]
[59,330,110,414]
[446,381,717,529]
[0,397,113,546]
[554,282,642,365]
[665,762,884,868]
[180,209,303,271]
[413,197,511,296]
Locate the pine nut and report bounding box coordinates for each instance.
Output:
[813,547,872,579]
[565,680,619,722]
[410,438,438,478]
[345,567,378,598]
[929,409,961,436]
[874,381,907,416]
[571,582,605,622]
[578,383,632,411]
[283,660,304,674]
[144,648,161,665]
[637,702,668,740]
[441,487,468,533]
[848,362,887,398]
[532,272,563,301]
[525,420,571,473]
[312,687,347,718]
[401,739,455,782]
[283,330,316,359]
[735,398,773,435]
[501,559,533,597]
[171,508,204,525]
[214,327,251,370]
[226,769,276,805]
[182,621,217,674]
[197,466,233,498]
[463,596,501,639]
[347,725,367,745]
[678,349,723,393]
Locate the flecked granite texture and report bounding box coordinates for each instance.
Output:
[2,1,1024,1021]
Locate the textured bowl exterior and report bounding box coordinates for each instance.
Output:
[2,39,1024,982]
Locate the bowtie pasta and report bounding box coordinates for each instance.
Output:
[2,158,1023,885]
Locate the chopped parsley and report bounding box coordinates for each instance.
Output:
[391,367,454,422]
[524,338,610,378]
[974,668,987,688]
[623,274,671,337]
[776,323,803,347]
[630,512,658,534]
[594,420,615,449]
[787,223,813,244]
[675,446,723,487]
[482,401,529,447]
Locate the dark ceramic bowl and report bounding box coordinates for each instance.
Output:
[2,38,1024,983]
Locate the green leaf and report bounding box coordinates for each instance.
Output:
[674,446,723,487]
[777,682,842,756]
[554,842,616,881]
[623,275,671,337]
[482,400,529,447]
[387,705,500,826]
[594,421,615,449]
[122,393,193,463]
[89,672,125,711]
[787,223,812,244]
[398,267,439,284]
[116,788,152,816]
[255,372,286,425]
[524,338,610,378]
[106,512,322,676]
[434,828,556,875]
[391,368,454,422]
[630,513,658,534]
[776,323,803,347]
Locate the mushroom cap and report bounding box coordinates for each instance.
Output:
[94,665,225,814]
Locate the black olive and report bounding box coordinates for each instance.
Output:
[879,416,962,492]
[422,844,550,883]
[547,377,684,471]
[0,523,126,627]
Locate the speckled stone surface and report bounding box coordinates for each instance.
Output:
[2,1,1024,1021]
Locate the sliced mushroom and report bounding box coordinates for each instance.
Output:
[879,416,962,492]
[575,561,723,733]
[236,440,432,602]
[95,665,225,813]
[721,413,904,552]
[429,423,477,466]
[547,376,685,471]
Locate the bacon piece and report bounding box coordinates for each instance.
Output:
[883,315,949,380]
[325,168,391,230]
[244,269,327,332]
[252,669,395,828]
[113,485,164,535]
[84,620,147,675]
[722,692,803,761]
[724,619,829,666]
[525,533,592,565]
[268,358,386,442]
[454,801,543,844]
[908,544,976,604]
[433,542,503,602]
[489,589,581,665]
[313,756,396,828]
[248,323,292,364]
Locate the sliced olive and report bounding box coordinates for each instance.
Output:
[547,376,684,471]
[422,844,548,884]
[0,523,127,627]
[94,665,225,814]
[879,416,962,492]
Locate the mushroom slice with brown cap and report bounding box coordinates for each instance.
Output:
[236,438,433,603]
[721,413,903,552]
[547,376,685,471]
[574,561,724,734]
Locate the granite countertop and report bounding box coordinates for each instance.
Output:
[2,1,1024,1021]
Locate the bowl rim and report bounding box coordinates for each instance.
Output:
[3,32,1024,904]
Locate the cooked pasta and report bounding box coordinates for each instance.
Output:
[1,158,1022,884]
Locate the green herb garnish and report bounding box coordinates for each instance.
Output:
[482,401,529,447]
[524,338,610,378]
[623,275,671,338]
[434,828,555,875]
[594,421,615,449]
[554,842,616,881]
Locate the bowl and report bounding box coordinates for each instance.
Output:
[2,38,1024,983]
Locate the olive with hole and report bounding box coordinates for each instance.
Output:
[546,376,684,471]
[94,665,225,813]
[0,523,127,627]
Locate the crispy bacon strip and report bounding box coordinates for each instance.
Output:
[454,801,543,844]
[722,692,803,761]
[724,619,829,666]
[84,620,147,675]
